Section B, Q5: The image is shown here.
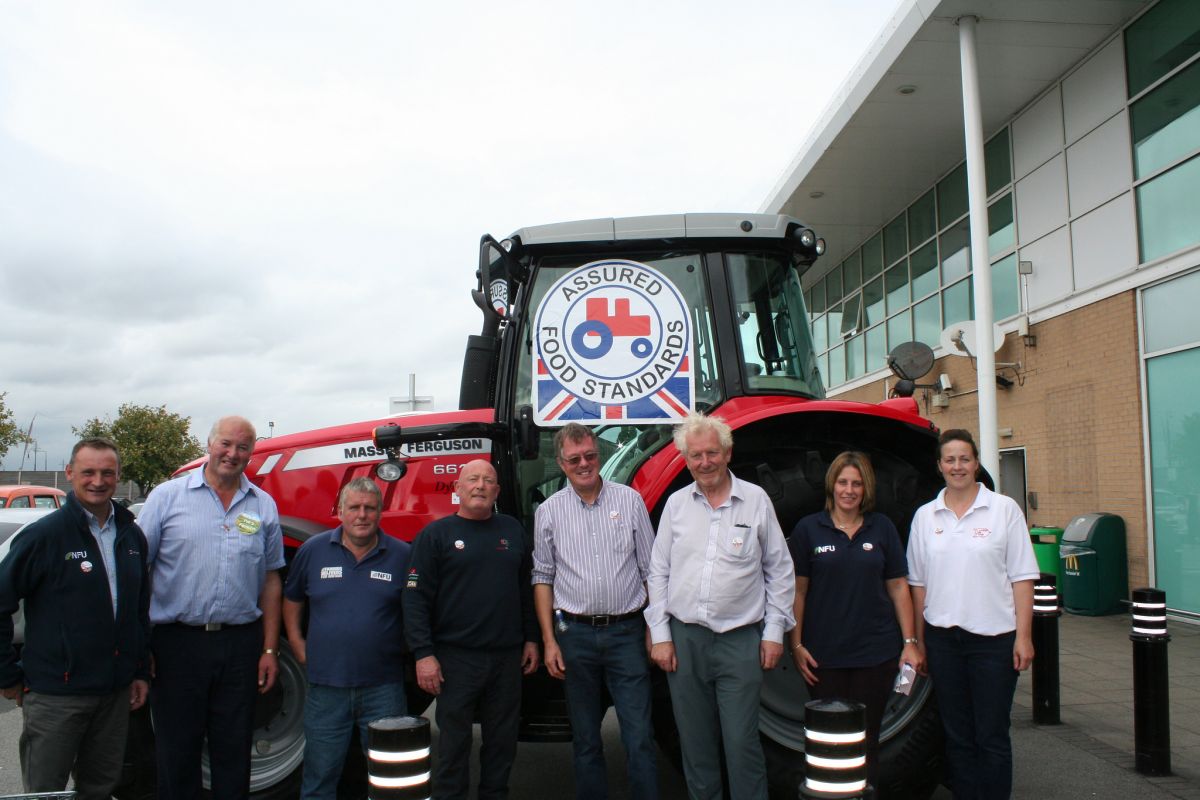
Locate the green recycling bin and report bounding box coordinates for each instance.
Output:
[1030,526,1064,585]
[1060,513,1128,616]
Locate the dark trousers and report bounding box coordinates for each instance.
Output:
[151,621,263,800]
[924,625,1019,800]
[557,616,657,800]
[433,645,522,800]
[20,687,131,800]
[808,658,897,788]
[666,620,766,800]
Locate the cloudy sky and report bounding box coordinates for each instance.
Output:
[0,0,897,471]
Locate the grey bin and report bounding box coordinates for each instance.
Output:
[1060,513,1128,616]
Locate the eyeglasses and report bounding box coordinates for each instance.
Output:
[560,451,600,467]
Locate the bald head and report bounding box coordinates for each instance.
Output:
[454,459,500,520]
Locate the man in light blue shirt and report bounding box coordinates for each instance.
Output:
[138,415,285,800]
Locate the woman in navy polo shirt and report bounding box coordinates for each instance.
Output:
[787,451,921,786]
[907,429,1039,799]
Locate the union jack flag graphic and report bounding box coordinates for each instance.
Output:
[535,356,692,423]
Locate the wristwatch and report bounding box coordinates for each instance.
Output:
[263,648,278,656]
[903,637,919,645]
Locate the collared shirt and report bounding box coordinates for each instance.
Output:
[284,527,412,687]
[139,468,286,626]
[790,510,907,667]
[907,483,1040,636]
[82,502,118,617]
[532,479,654,615]
[645,472,795,644]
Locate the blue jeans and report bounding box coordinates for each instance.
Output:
[924,625,1018,800]
[301,682,407,800]
[557,616,657,800]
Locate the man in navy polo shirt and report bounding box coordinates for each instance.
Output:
[283,477,411,800]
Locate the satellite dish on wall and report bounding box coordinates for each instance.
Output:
[887,341,935,382]
[939,322,1004,357]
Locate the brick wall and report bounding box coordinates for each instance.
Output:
[833,292,1150,587]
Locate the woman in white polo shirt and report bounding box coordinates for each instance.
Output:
[907,429,1040,800]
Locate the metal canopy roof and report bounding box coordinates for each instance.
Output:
[761,0,1150,275]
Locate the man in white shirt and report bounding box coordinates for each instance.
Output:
[645,413,795,800]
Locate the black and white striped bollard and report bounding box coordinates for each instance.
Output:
[1031,572,1061,725]
[800,698,868,799]
[367,715,432,799]
[1131,587,1171,776]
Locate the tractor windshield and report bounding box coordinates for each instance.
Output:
[727,251,825,398]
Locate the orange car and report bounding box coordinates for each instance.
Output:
[0,485,66,509]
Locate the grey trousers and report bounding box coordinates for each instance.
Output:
[19,686,131,800]
[666,619,767,800]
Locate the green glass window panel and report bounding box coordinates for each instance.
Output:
[941,218,971,283]
[1138,155,1200,262]
[910,240,939,300]
[811,313,828,353]
[811,278,826,313]
[938,163,968,228]
[826,264,844,305]
[1132,59,1200,179]
[913,294,941,348]
[884,214,908,267]
[841,293,863,337]
[908,189,936,247]
[863,277,885,326]
[846,333,865,380]
[826,304,843,347]
[887,309,912,347]
[1126,0,1200,98]
[828,343,846,386]
[1144,269,1200,353]
[991,253,1020,320]
[866,324,887,373]
[985,128,1011,196]
[842,250,862,292]
[862,234,883,279]
[885,261,909,315]
[988,194,1015,257]
[943,277,974,325]
[1146,346,1200,614]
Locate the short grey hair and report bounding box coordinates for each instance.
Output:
[672,412,733,454]
[208,416,257,444]
[553,422,597,460]
[338,477,383,510]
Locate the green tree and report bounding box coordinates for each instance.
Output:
[74,404,205,496]
[0,392,23,463]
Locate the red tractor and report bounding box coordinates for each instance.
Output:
[126,214,945,798]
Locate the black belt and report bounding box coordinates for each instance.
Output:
[167,620,256,632]
[561,610,643,627]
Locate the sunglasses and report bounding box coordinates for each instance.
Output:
[560,451,600,467]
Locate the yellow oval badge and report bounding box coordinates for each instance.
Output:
[235,513,262,534]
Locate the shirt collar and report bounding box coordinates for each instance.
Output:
[81,501,116,531]
[689,470,741,505]
[332,526,387,554]
[189,465,252,495]
[933,483,992,513]
[571,478,606,508]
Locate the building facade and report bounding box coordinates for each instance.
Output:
[765,0,1200,615]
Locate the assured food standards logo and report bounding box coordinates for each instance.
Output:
[533,259,694,425]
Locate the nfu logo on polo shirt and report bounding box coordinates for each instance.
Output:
[813,545,836,554]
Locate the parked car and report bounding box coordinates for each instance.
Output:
[0,507,56,646]
[0,485,66,510]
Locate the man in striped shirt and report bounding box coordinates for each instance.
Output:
[532,423,658,800]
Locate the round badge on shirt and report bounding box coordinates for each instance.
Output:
[863,542,874,551]
[454,540,465,550]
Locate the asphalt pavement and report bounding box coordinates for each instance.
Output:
[1,611,1197,798]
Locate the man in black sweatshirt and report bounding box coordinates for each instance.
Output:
[0,438,150,800]
[403,459,539,799]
